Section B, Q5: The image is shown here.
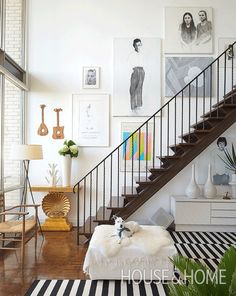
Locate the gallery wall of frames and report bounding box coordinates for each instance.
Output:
[28,0,236,222]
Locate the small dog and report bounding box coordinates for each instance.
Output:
[112,215,140,244]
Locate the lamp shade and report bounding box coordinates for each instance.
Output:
[11,144,43,160]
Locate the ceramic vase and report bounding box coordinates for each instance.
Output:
[204,164,217,198]
[185,164,201,198]
[229,173,236,198]
[61,155,72,186]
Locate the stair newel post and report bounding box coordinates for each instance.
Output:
[131,133,134,194]
[103,161,105,219]
[124,140,127,195]
[224,51,227,97]
[153,115,156,169]
[146,123,148,181]
[196,78,198,124]
[217,58,220,113]
[181,92,183,143]
[174,96,177,149]
[203,70,206,130]
[188,84,191,142]
[160,109,163,160]
[89,173,92,233]
[138,128,141,182]
[110,154,113,207]
[77,183,80,244]
[83,178,86,233]
[210,65,212,115]
[117,148,120,207]
[231,44,234,104]
[167,103,170,156]
[96,167,98,220]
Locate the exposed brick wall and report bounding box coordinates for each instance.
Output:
[5,0,23,66]
[4,80,22,207]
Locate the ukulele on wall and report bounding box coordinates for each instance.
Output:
[52,108,64,139]
[37,104,49,136]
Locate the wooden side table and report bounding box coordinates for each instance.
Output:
[31,186,76,231]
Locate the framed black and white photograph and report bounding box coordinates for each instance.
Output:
[165,57,214,97]
[82,67,100,89]
[72,94,109,146]
[218,38,236,68]
[113,38,161,116]
[165,7,213,54]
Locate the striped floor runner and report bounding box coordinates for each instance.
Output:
[25,231,236,296]
[25,279,167,296]
[170,231,236,271]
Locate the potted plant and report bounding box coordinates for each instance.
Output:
[58,140,79,186]
[218,143,236,183]
[168,246,236,296]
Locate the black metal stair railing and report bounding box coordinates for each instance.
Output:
[73,42,236,243]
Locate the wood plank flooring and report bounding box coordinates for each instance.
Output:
[0,229,88,296]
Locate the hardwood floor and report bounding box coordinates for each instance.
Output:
[0,229,88,296]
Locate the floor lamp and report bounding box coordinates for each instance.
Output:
[11,144,44,236]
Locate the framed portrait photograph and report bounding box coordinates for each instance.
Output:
[218,38,236,68]
[113,38,161,116]
[165,57,214,97]
[72,94,109,146]
[82,67,100,89]
[165,7,213,54]
[120,122,153,172]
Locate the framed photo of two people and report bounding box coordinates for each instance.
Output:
[165,7,213,54]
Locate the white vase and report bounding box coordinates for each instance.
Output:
[229,173,236,198]
[185,164,201,198]
[61,155,72,186]
[204,164,217,198]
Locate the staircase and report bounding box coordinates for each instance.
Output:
[73,42,236,243]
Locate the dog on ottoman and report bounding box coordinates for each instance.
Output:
[112,215,140,243]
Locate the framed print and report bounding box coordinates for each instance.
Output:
[120,122,153,172]
[218,38,236,68]
[82,67,100,88]
[165,57,214,97]
[72,94,109,146]
[113,38,161,116]
[165,7,213,54]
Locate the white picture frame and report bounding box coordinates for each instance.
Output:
[218,38,236,68]
[120,122,153,172]
[165,57,214,97]
[113,38,161,116]
[72,94,109,147]
[82,67,100,89]
[165,7,213,54]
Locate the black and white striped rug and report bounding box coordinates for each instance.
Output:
[170,231,236,271]
[25,279,167,296]
[25,231,236,296]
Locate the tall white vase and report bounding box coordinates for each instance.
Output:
[204,164,217,198]
[185,164,201,198]
[61,155,72,186]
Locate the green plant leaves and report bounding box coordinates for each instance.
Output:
[168,247,236,296]
[218,144,236,173]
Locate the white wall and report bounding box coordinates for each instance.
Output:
[27,0,236,223]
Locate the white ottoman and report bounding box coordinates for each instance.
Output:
[83,225,177,280]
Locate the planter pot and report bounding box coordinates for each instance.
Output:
[204,164,217,199]
[229,173,236,198]
[231,173,236,183]
[61,155,72,186]
[185,164,201,199]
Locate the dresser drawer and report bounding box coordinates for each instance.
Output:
[211,210,236,218]
[211,217,236,225]
[211,202,236,210]
[175,202,210,224]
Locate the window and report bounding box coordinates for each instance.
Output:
[5,0,25,68]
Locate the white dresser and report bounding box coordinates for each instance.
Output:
[171,196,236,232]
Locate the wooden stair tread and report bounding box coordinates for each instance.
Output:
[107,196,125,209]
[169,143,196,148]
[134,176,152,184]
[122,186,139,196]
[93,207,112,222]
[180,129,212,138]
[159,155,182,159]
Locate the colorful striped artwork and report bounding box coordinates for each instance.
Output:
[122,131,152,161]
